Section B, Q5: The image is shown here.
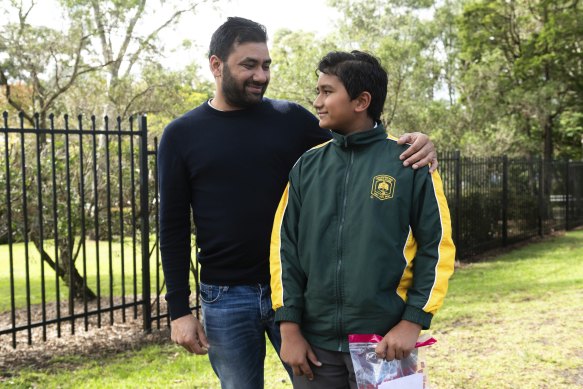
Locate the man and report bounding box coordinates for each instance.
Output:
[158,17,438,389]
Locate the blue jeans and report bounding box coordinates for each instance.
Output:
[200,282,291,389]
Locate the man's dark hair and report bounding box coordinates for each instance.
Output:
[209,17,267,60]
[317,51,388,122]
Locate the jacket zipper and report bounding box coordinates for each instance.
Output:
[336,149,354,351]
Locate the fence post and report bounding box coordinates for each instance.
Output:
[538,156,544,237]
[565,160,570,230]
[502,155,508,246]
[454,150,461,257]
[139,115,151,332]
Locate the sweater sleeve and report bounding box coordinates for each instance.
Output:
[403,168,455,329]
[270,163,306,324]
[158,125,193,320]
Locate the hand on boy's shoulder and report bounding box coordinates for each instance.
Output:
[397,132,438,173]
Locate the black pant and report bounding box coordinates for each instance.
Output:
[292,345,357,389]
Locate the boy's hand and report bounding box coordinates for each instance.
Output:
[279,322,322,380]
[375,320,422,360]
[397,132,438,173]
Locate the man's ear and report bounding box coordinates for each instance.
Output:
[209,55,222,78]
[354,91,372,113]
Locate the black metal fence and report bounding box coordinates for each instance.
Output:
[1,114,582,348]
[0,113,178,349]
[439,151,583,258]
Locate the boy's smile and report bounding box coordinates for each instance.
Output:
[313,73,371,135]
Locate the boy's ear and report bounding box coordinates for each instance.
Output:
[209,55,223,78]
[354,91,372,114]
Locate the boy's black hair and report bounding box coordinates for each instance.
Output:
[317,51,388,122]
[209,17,267,60]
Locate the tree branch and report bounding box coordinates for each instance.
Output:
[18,0,36,26]
[124,3,200,77]
[90,0,114,68]
[121,84,156,119]
[115,0,147,78]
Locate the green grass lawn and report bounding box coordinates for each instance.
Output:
[0,238,188,312]
[2,230,582,388]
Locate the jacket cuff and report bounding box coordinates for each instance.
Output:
[402,305,433,330]
[274,307,302,324]
[166,291,192,320]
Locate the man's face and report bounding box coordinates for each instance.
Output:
[221,42,271,109]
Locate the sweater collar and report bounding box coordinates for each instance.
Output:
[203,98,264,117]
[331,123,387,148]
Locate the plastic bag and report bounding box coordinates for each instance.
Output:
[348,333,436,389]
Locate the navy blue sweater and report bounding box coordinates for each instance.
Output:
[158,98,331,319]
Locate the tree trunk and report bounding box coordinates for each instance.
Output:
[30,234,97,301]
[543,114,553,162]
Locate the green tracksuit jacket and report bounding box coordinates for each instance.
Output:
[270,124,455,352]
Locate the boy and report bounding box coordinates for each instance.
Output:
[269,51,455,388]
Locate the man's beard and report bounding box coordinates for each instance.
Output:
[222,64,268,109]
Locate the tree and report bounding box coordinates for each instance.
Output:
[268,29,338,109]
[328,0,461,140]
[61,0,216,119]
[458,0,583,160]
[0,0,104,129]
[0,0,215,304]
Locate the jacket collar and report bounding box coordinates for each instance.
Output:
[331,123,387,148]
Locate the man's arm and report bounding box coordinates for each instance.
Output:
[158,126,207,354]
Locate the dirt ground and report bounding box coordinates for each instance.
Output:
[0,298,172,377]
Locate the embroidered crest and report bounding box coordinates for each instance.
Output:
[371,175,395,200]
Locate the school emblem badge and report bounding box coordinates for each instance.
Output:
[371,175,396,200]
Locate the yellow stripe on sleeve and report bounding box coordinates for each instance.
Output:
[397,227,417,302]
[423,171,456,314]
[269,183,290,310]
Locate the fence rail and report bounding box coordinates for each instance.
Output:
[439,151,583,257]
[0,113,180,349]
[1,114,582,348]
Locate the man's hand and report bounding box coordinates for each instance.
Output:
[375,320,422,361]
[397,132,438,173]
[171,314,209,354]
[279,322,322,380]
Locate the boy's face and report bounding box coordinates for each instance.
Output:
[313,73,359,134]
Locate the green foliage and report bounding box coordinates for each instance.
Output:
[0,0,214,126]
[457,0,583,160]
[267,29,338,110]
[264,0,583,159]
[0,4,95,127]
